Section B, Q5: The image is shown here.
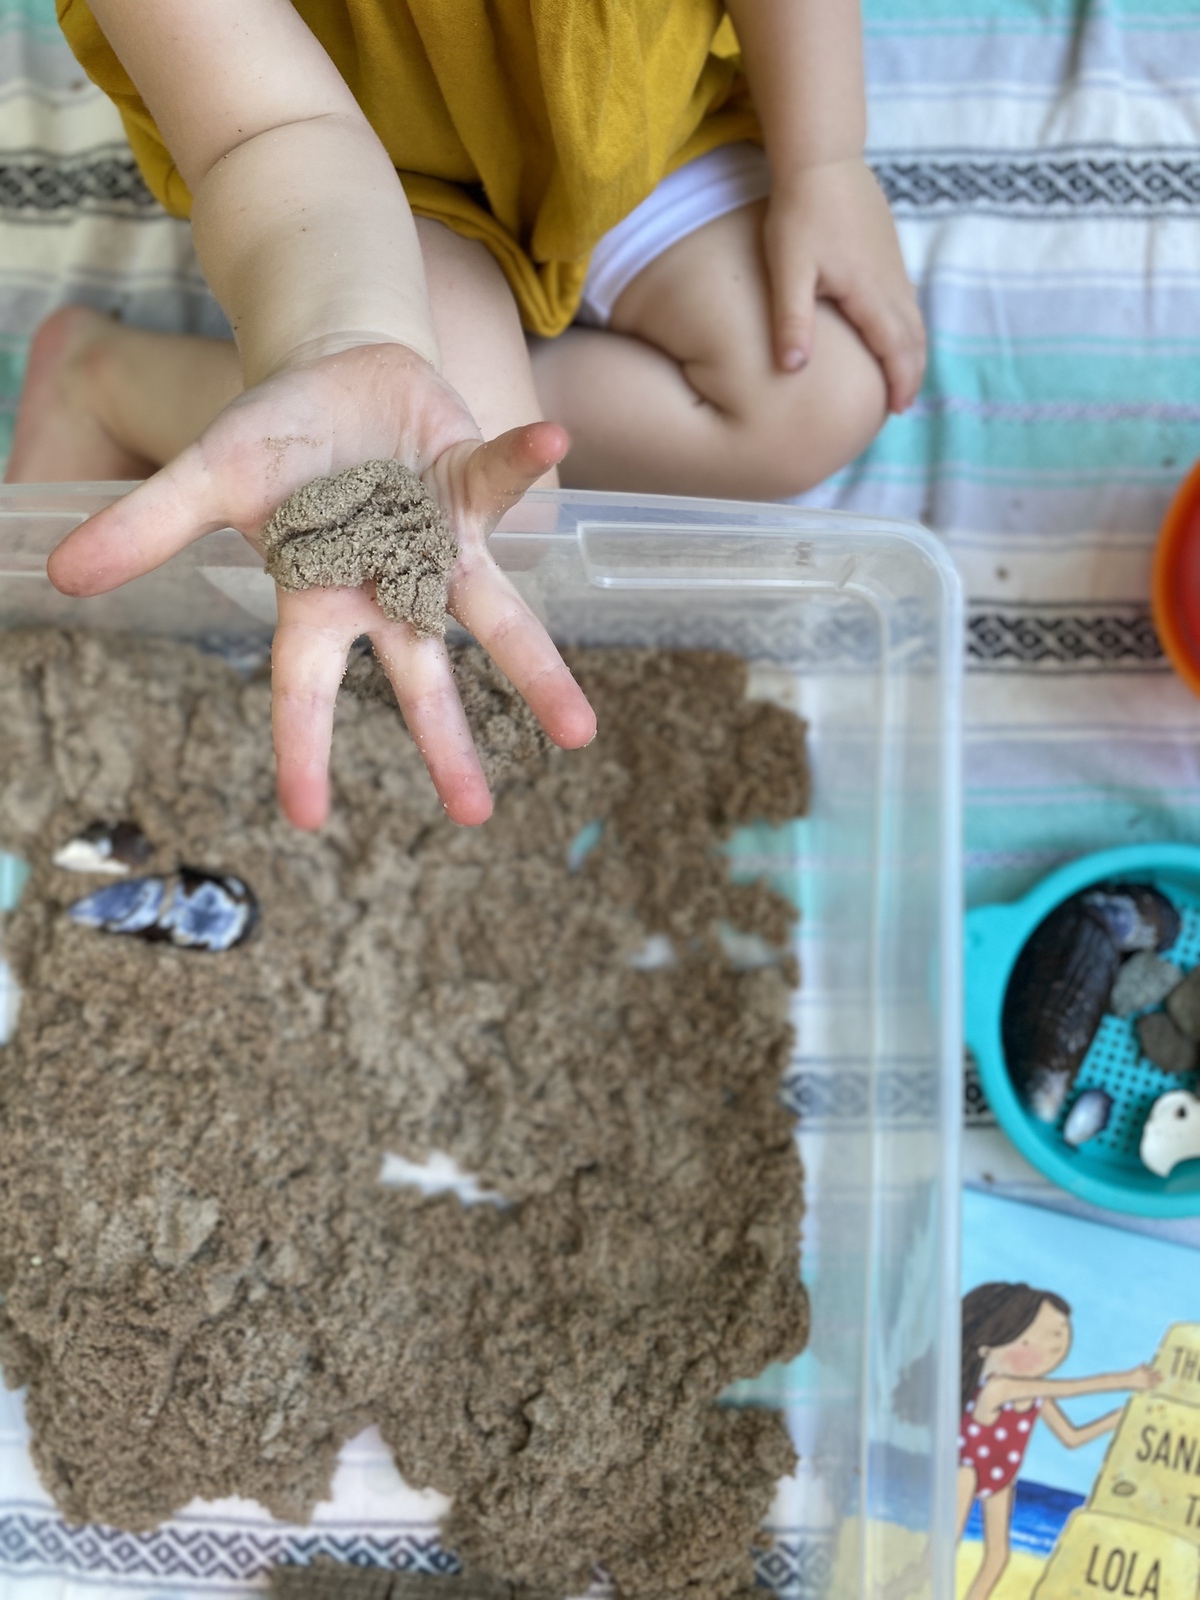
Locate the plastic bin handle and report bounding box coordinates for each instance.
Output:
[578,522,817,588]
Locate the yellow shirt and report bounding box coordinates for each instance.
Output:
[57,0,760,336]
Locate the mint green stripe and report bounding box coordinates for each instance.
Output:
[0,0,63,40]
[935,335,1200,359]
[0,0,57,23]
[932,349,1200,406]
[966,799,1200,908]
[846,452,1181,483]
[865,0,1200,28]
[864,421,1200,478]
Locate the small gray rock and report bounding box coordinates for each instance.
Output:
[1136,1010,1200,1075]
[1167,966,1200,1042]
[1110,952,1183,1017]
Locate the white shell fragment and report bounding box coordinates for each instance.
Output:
[1139,1089,1200,1178]
[52,820,152,876]
[379,1149,509,1207]
[1063,1088,1112,1147]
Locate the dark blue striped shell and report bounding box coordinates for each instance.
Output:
[1002,882,1179,1123]
[68,869,257,951]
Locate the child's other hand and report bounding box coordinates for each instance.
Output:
[762,156,926,412]
[1128,1364,1162,1391]
[45,341,596,830]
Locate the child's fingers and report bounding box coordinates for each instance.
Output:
[449,557,596,750]
[429,420,568,528]
[271,586,375,830]
[369,623,493,825]
[273,586,492,828]
[435,419,596,750]
[46,441,225,596]
[834,281,927,413]
[763,222,820,373]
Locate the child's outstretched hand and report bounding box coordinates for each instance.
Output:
[1127,1364,1163,1391]
[762,155,926,412]
[45,341,597,830]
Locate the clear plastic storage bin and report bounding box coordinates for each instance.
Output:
[0,484,963,1600]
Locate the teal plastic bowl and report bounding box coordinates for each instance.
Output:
[966,843,1200,1217]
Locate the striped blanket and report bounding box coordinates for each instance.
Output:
[2,0,1200,1594]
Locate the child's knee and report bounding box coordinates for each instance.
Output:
[761,306,886,495]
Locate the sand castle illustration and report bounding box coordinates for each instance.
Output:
[1032,1324,1200,1600]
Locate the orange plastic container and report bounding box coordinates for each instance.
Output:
[1153,460,1200,696]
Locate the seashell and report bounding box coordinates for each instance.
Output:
[69,875,165,934]
[1062,1088,1113,1147]
[1081,883,1181,954]
[1002,896,1123,1123]
[68,869,257,951]
[159,869,257,950]
[1140,1089,1200,1178]
[1003,882,1183,1124]
[53,820,152,876]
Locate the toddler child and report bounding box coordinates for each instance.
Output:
[8,0,925,827]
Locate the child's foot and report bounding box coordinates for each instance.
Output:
[5,306,156,483]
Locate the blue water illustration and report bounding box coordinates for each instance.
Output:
[964,1480,1084,1557]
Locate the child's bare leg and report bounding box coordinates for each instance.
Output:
[414,218,548,449]
[6,219,548,485]
[964,1487,1014,1600]
[531,199,888,500]
[5,307,242,483]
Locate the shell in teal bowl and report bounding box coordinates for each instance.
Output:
[965,843,1200,1217]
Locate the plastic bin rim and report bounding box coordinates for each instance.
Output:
[0,478,956,556]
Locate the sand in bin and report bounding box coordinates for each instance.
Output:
[262,461,457,636]
[0,629,810,1600]
[343,645,553,787]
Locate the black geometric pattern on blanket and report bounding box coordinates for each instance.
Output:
[967,607,1166,670]
[781,1066,939,1127]
[963,1051,997,1129]
[9,149,1200,223]
[753,1537,834,1600]
[873,149,1200,215]
[0,1513,829,1596]
[0,147,157,215]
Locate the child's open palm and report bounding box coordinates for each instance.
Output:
[45,342,596,829]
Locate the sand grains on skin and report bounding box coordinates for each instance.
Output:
[0,628,810,1600]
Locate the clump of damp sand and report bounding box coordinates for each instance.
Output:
[262,460,456,636]
[0,629,810,1600]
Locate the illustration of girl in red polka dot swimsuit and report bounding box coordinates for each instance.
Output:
[956,1282,1160,1600]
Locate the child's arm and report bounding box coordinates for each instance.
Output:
[980,1365,1161,1416]
[80,0,437,388]
[47,0,595,829]
[1042,1399,1126,1449]
[724,0,926,411]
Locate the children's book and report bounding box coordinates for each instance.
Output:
[958,1190,1200,1600]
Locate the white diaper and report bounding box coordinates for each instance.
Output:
[576,140,770,326]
